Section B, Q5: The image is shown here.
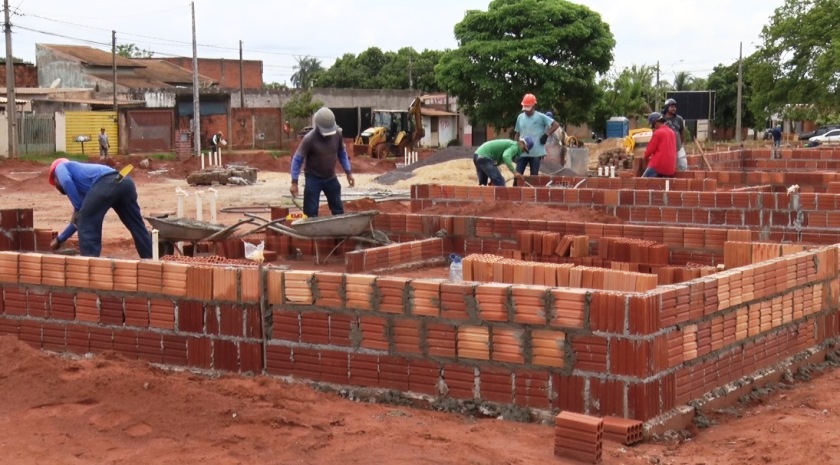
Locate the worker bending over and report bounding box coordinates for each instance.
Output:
[49,158,152,258]
[642,112,677,178]
[473,136,534,186]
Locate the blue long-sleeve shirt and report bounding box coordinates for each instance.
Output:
[54,162,117,242]
[290,129,352,182]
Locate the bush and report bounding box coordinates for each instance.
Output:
[446,139,461,147]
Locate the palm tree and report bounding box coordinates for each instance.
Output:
[672,71,695,91]
[290,56,323,89]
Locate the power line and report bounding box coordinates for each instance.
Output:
[16,9,339,59]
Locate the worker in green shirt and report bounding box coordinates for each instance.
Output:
[473,136,534,186]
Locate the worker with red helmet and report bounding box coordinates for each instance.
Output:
[513,93,561,180]
[48,158,152,258]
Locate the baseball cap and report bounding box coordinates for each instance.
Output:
[313,107,338,136]
[648,112,666,125]
[520,136,534,153]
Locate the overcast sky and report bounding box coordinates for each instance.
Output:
[7,0,784,85]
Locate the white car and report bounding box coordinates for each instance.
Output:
[809,129,840,144]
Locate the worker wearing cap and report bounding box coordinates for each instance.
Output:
[48,158,152,258]
[642,112,677,178]
[289,107,355,217]
[473,136,533,186]
[662,98,687,171]
[514,94,561,180]
[209,131,225,157]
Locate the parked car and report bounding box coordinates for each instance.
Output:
[799,124,840,140]
[808,128,840,145]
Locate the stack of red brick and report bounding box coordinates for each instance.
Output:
[0,208,55,252]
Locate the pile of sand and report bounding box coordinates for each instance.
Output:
[387,158,490,189]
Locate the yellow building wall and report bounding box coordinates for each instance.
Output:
[64,112,118,155]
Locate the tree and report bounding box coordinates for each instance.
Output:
[283,90,324,131]
[290,56,323,89]
[589,65,656,134]
[116,44,153,58]
[316,47,443,91]
[263,82,288,91]
[672,71,695,91]
[748,0,840,121]
[707,61,756,130]
[435,0,614,129]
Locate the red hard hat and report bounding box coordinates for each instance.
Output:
[521,93,537,107]
[48,157,69,186]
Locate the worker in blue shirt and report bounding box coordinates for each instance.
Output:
[48,158,153,258]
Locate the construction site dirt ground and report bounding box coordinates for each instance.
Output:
[2,334,840,465]
[3,154,840,464]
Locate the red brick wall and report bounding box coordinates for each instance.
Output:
[0,62,38,87]
[161,58,263,89]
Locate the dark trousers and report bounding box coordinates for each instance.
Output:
[303,174,343,218]
[516,156,542,176]
[473,154,505,186]
[76,173,152,258]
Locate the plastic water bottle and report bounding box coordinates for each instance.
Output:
[449,254,463,282]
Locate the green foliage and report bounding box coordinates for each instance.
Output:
[446,139,462,147]
[283,90,324,132]
[671,71,695,91]
[264,82,288,91]
[316,47,443,91]
[291,56,323,89]
[116,44,154,58]
[707,60,756,129]
[589,65,655,134]
[749,0,840,121]
[269,150,290,159]
[435,0,615,130]
[148,153,176,160]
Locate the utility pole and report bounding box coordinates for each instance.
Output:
[654,60,660,113]
[112,30,117,112]
[239,40,244,109]
[735,41,743,144]
[191,1,201,157]
[4,0,18,159]
[408,55,413,91]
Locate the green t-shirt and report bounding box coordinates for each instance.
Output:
[475,139,522,174]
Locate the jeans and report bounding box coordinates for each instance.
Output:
[516,156,542,176]
[774,139,781,147]
[76,173,152,258]
[473,154,506,187]
[303,173,343,218]
[642,167,661,178]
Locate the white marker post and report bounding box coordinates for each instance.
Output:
[200,152,205,170]
[195,191,204,222]
[208,188,218,223]
[151,229,160,261]
[176,187,187,217]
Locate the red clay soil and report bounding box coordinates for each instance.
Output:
[418,201,623,224]
[2,335,840,464]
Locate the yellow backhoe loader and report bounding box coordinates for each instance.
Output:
[353,97,424,158]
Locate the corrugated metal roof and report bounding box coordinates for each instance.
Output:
[132,59,216,86]
[42,44,141,68]
[421,108,458,117]
[0,97,31,104]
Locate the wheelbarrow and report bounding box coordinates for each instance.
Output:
[242,211,390,264]
[144,215,256,256]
